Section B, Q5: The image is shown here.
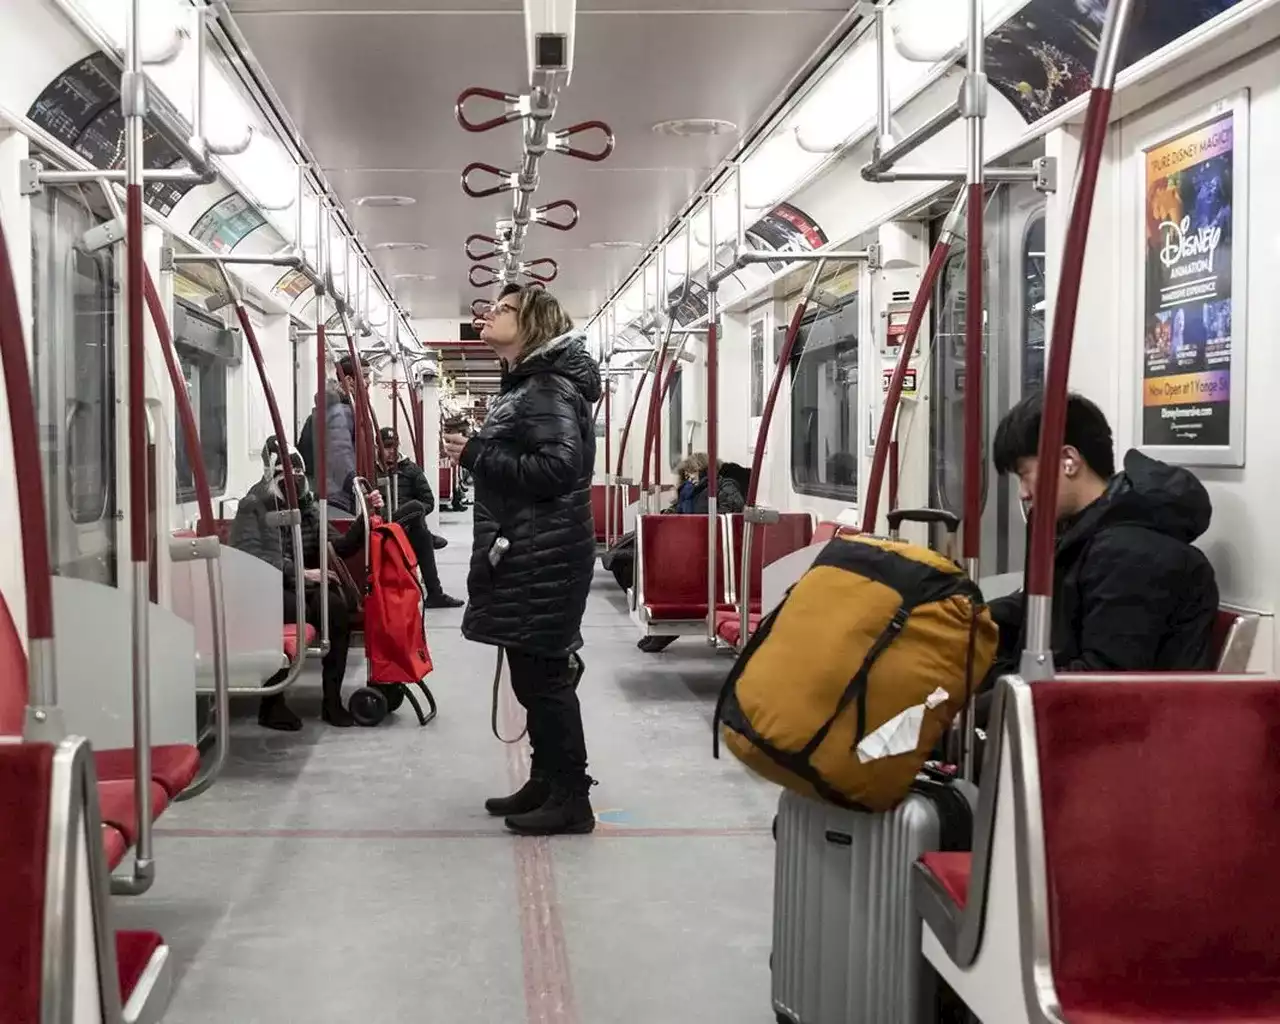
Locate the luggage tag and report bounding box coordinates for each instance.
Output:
[856,687,951,763]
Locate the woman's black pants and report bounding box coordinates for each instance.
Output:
[506,650,588,781]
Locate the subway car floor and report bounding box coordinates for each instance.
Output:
[115,508,781,1023]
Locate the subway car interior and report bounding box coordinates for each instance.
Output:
[2,0,1280,1021]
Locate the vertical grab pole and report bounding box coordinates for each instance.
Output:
[959,0,986,782]
[614,346,659,528]
[1023,0,1136,677]
[121,0,156,895]
[315,290,330,652]
[705,195,720,643]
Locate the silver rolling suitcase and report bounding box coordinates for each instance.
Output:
[770,772,974,1024]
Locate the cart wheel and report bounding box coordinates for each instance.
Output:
[383,684,405,713]
[349,687,388,726]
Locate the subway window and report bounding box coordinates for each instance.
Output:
[174,303,233,503]
[30,189,119,587]
[749,318,765,417]
[789,295,859,501]
[667,365,683,469]
[1022,214,1046,393]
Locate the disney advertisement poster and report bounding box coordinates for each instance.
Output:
[1142,111,1234,449]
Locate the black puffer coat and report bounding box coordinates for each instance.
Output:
[459,331,601,656]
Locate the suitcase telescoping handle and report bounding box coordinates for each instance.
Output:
[886,507,960,541]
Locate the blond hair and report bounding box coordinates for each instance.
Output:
[514,288,574,361]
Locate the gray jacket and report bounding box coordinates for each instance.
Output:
[320,378,357,513]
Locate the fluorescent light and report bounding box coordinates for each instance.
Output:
[739,131,824,210]
[84,0,188,63]
[891,0,1032,63]
[225,133,296,211]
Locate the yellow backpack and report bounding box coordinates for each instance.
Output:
[714,533,997,812]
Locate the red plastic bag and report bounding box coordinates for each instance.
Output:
[363,520,433,684]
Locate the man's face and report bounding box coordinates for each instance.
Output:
[1013,448,1082,522]
[381,442,398,464]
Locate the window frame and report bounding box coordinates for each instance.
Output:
[788,292,861,503]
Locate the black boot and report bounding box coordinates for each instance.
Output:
[321,677,354,727]
[504,775,596,836]
[485,771,551,817]
[425,592,465,609]
[432,534,448,550]
[258,694,302,731]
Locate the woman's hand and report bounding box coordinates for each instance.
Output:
[442,433,469,464]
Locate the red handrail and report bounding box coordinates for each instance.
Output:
[1027,87,1115,599]
[127,185,149,567]
[142,269,215,535]
[0,204,54,641]
[410,387,425,466]
[339,324,377,479]
[315,319,327,500]
[860,197,962,533]
[549,120,616,162]
[745,264,824,507]
[639,329,672,492]
[962,183,985,564]
[231,302,298,510]
[613,352,657,482]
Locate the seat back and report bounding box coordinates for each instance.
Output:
[636,514,727,616]
[724,513,815,608]
[1030,677,1280,1004]
[1211,607,1259,672]
[0,743,52,1022]
[1,738,122,1023]
[591,483,639,542]
[438,465,453,500]
[0,592,26,735]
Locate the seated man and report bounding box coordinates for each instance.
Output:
[231,437,381,731]
[377,427,463,609]
[986,391,1219,687]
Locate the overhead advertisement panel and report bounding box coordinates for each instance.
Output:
[980,0,1245,123]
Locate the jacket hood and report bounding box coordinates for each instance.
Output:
[1061,449,1212,549]
[506,329,602,403]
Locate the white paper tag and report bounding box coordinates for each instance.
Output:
[857,703,925,763]
[925,686,950,710]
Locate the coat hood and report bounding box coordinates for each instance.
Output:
[1060,449,1212,550]
[323,377,350,405]
[505,329,602,404]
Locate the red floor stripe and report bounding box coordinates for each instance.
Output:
[151,825,770,841]
[502,666,579,1024]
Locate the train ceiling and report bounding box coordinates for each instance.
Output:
[223,0,849,326]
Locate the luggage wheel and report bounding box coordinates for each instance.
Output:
[350,687,388,726]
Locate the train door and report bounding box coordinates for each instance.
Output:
[30,186,120,587]
[928,182,1046,575]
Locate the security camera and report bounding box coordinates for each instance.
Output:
[525,0,575,90]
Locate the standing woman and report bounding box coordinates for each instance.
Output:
[443,286,602,836]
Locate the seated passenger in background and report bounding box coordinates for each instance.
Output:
[636,453,749,653]
[377,427,464,609]
[984,391,1218,693]
[231,437,381,732]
